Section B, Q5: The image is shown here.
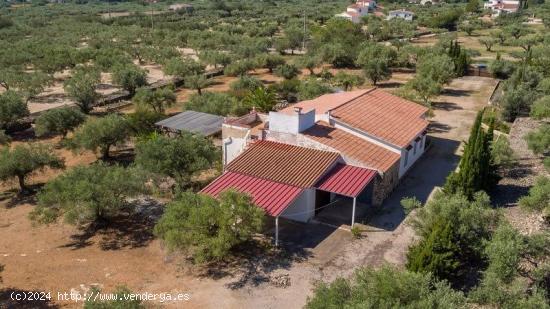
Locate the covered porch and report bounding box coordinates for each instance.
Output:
[313,163,377,227]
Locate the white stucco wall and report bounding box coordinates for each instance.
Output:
[269,110,315,134]
[398,134,426,178]
[223,137,247,166]
[280,189,316,222]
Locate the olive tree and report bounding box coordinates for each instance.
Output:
[274,64,300,80]
[163,57,205,79]
[0,90,29,130]
[132,87,176,114]
[184,74,212,95]
[34,107,86,139]
[69,114,130,159]
[30,163,146,226]
[0,144,64,193]
[356,44,394,85]
[154,190,264,263]
[134,132,219,186]
[64,66,101,114]
[111,64,148,95]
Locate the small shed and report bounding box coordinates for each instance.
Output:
[156,111,224,137]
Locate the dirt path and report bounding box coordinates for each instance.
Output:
[0,76,498,309]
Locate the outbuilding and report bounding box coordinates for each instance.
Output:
[155,111,224,137]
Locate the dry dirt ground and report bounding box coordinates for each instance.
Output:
[492,117,549,235]
[0,76,498,309]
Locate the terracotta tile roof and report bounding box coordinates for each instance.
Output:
[302,122,400,173]
[280,89,370,115]
[201,171,303,216]
[330,88,428,148]
[226,140,340,188]
[316,163,377,198]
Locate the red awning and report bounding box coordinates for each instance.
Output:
[200,171,303,216]
[316,164,377,198]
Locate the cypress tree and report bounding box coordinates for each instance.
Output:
[444,110,497,199]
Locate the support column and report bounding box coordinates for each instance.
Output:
[275,216,279,247]
[351,197,357,227]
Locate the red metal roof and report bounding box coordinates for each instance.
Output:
[316,164,377,198]
[200,171,303,216]
[226,140,340,188]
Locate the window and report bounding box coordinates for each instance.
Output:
[413,142,417,155]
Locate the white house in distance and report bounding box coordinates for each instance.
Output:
[335,0,376,24]
[203,89,429,243]
[387,9,415,21]
[484,0,520,17]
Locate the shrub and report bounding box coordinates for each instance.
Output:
[306,266,466,309]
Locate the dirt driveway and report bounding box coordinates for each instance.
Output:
[0,77,498,309]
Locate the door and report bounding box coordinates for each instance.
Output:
[315,190,331,215]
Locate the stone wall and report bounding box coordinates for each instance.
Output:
[372,161,400,206]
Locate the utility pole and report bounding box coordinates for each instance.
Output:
[302,10,306,51]
[150,2,154,32]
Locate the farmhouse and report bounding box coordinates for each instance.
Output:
[335,0,376,24]
[202,89,428,243]
[387,9,415,21]
[483,0,520,17]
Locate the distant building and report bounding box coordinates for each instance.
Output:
[420,0,441,5]
[387,9,414,21]
[168,3,194,13]
[335,0,376,24]
[484,0,520,17]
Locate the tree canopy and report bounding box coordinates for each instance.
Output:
[0,143,64,193]
[68,114,130,159]
[34,107,86,138]
[63,66,101,114]
[134,132,219,187]
[31,163,146,226]
[154,190,264,263]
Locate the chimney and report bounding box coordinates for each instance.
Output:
[293,106,303,114]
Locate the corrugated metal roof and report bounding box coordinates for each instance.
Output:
[330,88,428,148]
[200,171,303,216]
[303,122,400,173]
[227,140,340,188]
[155,111,224,136]
[316,164,377,198]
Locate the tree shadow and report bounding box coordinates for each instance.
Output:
[60,199,163,251]
[8,128,54,143]
[428,121,453,133]
[195,238,312,290]
[101,149,135,167]
[431,101,463,111]
[0,288,59,309]
[367,136,461,231]
[441,88,472,97]
[377,81,403,89]
[1,184,42,209]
